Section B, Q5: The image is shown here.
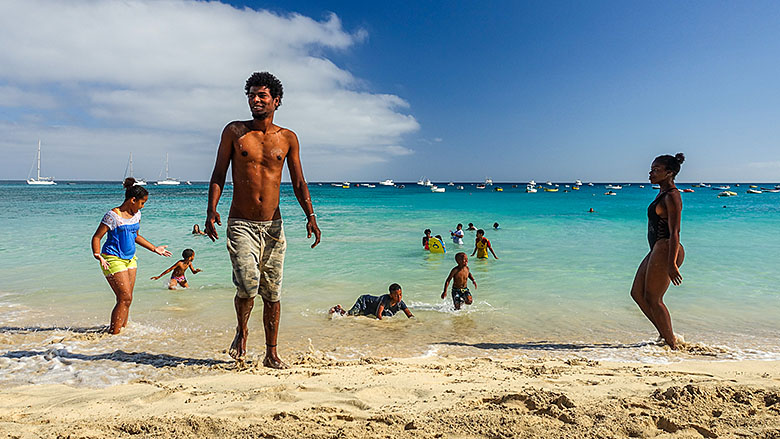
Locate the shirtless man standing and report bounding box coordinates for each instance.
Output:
[205,72,321,368]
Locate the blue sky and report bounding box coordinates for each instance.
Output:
[2,1,780,182]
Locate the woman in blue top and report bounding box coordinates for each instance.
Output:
[91,178,172,334]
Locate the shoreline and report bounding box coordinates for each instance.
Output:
[1,354,778,438]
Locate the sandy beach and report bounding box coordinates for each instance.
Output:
[1,352,778,438]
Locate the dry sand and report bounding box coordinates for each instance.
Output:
[1,353,779,438]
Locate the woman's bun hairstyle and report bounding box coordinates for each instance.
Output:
[123,177,148,200]
[654,153,685,177]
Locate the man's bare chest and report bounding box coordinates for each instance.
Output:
[233,132,288,168]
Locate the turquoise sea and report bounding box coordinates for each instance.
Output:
[1,181,779,387]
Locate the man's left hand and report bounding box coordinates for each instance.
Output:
[307,218,321,248]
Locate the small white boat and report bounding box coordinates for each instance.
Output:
[525,186,537,193]
[424,178,433,186]
[485,177,493,185]
[574,179,582,186]
[342,182,350,188]
[714,185,731,190]
[330,183,342,187]
[456,185,465,190]
[155,153,181,185]
[417,177,425,186]
[379,179,394,186]
[746,189,762,194]
[718,191,737,197]
[545,181,552,186]
[588,182,594,186]
[26,140,56,185]
[528,180,536,186]
[447,181,455,186]
[639,185,645,188]
[431,185,445,193]
[604,190,617,196]
[762,188,780,193]
[605,184,623,190]
[476,183,486,189]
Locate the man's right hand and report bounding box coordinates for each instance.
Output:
[205,210,221,241]
[441,291,447,299]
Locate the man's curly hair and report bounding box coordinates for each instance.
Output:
[245,72,284,107]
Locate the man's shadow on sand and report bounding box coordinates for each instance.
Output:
[0,326,232,368]
[435,340,652,351]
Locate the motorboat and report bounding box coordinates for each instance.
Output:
[494,187,503,192]
[604,190,617,196]
[575,179,582,186]
[746,189,762,194]
[543,187,558,192]
[431,185,445,193]
[26,140,56,185]
[714,185,731,190]
[476,183,486,189]
[682,189,694,193]
[605,184,623,190]
[525,185,537,193]
[155,153,181,185]
[485,177,493,185]
[379,179,394,186]
[718,191,737,197]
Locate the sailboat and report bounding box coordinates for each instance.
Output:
[26,140,56,185]
[155,153,180,185]
[124,153,146,186]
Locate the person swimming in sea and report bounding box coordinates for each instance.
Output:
[630,153,686,350]
[330,283,414,319]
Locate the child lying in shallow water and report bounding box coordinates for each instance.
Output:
[330,283,414,320]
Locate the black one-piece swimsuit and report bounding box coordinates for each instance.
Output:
[647,189,676,249]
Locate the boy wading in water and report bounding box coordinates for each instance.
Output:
[205,72,321,368]
[442,252,477,310]
[151,248,202,289]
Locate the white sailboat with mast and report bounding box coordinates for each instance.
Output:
[26,140,56,185]
[124,152,146,186]
[155,153,180,185]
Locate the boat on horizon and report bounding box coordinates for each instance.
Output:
[431,185,445,193]
[124,152,146,186]
[379,179,394,186]
[485,177,493,186]
[476,183,486,189]
[605,184,623,190]
[26,140,57,185]
[155,153,180,185]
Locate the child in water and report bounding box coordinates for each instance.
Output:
[330,283,414,320]
[472,229,498,259]
[442,252,477,310]
[151,248,202,289]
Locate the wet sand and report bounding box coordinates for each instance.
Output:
[1,353,778,438]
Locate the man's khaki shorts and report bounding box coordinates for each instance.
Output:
[226,218,286,302]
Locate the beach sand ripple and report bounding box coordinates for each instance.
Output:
[1,356,779,438]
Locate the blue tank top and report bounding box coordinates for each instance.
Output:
[100,210,141,259]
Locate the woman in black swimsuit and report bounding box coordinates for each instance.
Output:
[630,153,685,350]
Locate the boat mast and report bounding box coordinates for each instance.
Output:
[165,153,169,179]
[36,139,41,180]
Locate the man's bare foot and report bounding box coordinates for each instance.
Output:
[228,327,247,361]
[329,304,346,315]
[263,354,289,369]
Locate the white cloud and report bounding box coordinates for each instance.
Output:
[0,0,419,180]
